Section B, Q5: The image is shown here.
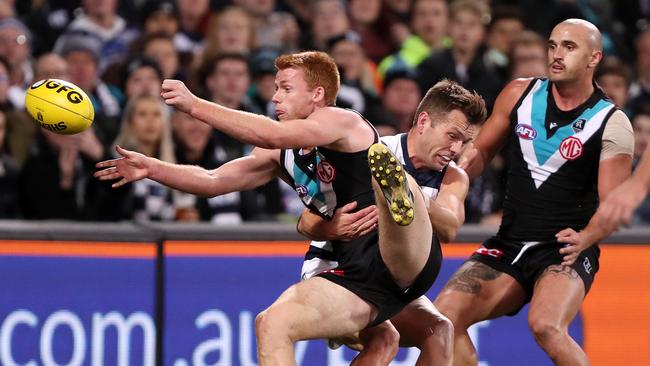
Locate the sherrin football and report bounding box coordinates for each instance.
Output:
[25,79,94,135]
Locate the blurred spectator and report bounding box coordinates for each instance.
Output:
[595,56,633,113]
[20,127,103,220]
[171,110,243,223]
[141,0,180,38]
[176,0,210,54]
[234,0,300,52]
[6,53,68,168]
[381,69,421,132]
[249,47,279,117]
[328,31,381,111]
[0,56,15,111]
[0,110,19,218]
[57,0,138,71]
[93,94,177,221]
[629,29,650,112]
[417,0,503,110]
[121,56,164,99]
[485,5,525,80]
[348,0,395,62]
[508,30,548,80]
[202,53,259,113]
[142,33,184,81]
[304,0,350,51]
[55,31,123,148]
[0,18,33,108]
[195,6,255,71]
[629,103,650,224]
[378,0,449,77]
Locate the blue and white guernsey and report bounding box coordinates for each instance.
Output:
[500,78,617,241]
[301,133,448,279]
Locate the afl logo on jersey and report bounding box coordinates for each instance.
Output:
[560,136,583,160]
[515,124,537,140]
[296,185,309,197]
[317,161,336,183]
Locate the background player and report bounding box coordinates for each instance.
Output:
[96,51,439,365]
[433,19,634,365]
[299,79,486,365]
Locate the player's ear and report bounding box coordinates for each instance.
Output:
[588,50,602,69]
[415,112,429,133]
[312,86,325,103]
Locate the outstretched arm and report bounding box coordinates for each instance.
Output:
[459,79,530,178]
[95,146,280,197]
[428,164,470,242]
[161,80,366,150]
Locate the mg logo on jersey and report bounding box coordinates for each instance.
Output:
[475,247,504,259]
[317,161,336,183]
[560,136,583,160]
[515,124,537,140]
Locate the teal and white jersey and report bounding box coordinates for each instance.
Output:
[499,78,617,241]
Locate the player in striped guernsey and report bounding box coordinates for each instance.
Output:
[96,51,473,365]
[434,19,634,365]
[297,80,486,365]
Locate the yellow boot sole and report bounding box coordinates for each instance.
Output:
[368,143,414,226]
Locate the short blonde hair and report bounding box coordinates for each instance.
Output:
[275,51,340,106]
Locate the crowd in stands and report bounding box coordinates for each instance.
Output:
[0,0,649,225]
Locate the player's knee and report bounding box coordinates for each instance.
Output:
[433,295,464,329]
[528,318,565,346]
[256,308,290,341]
[364,327,400,360]
[419,315,454,356]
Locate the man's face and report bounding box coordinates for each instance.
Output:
[382,79,421,118]
[207,59,250,105]
[143,39,178,79]
[272,67,317,120]
[547,24,596,83]
[510,43,547,79]
[450,9,485,53]
[331,40,365,81]
[412,0,448,46]
[145,11,179,36]
[65,51,97,91]
[417,109,475,170]
[488,18,524,54]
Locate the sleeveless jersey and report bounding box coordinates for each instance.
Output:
[301,133,448,279]
[279,114,379,220]
[499,78,617,241]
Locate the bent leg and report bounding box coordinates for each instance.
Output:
[528,265,588,366]
[368,144,433,287]
[350,321,400,366]
[391,296,454,366]
[434,261,527,366]
[255,277,377,366]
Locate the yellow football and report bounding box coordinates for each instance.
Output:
[25,79,94,135]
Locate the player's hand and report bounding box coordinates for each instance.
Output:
[94,146,150,188]
[556,228,590,266]
[330,201,378,242]
[597,177,647,228]
[161,79,198,115]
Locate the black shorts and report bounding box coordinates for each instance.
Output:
[469,236,600,313]
[317,231,442,327]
